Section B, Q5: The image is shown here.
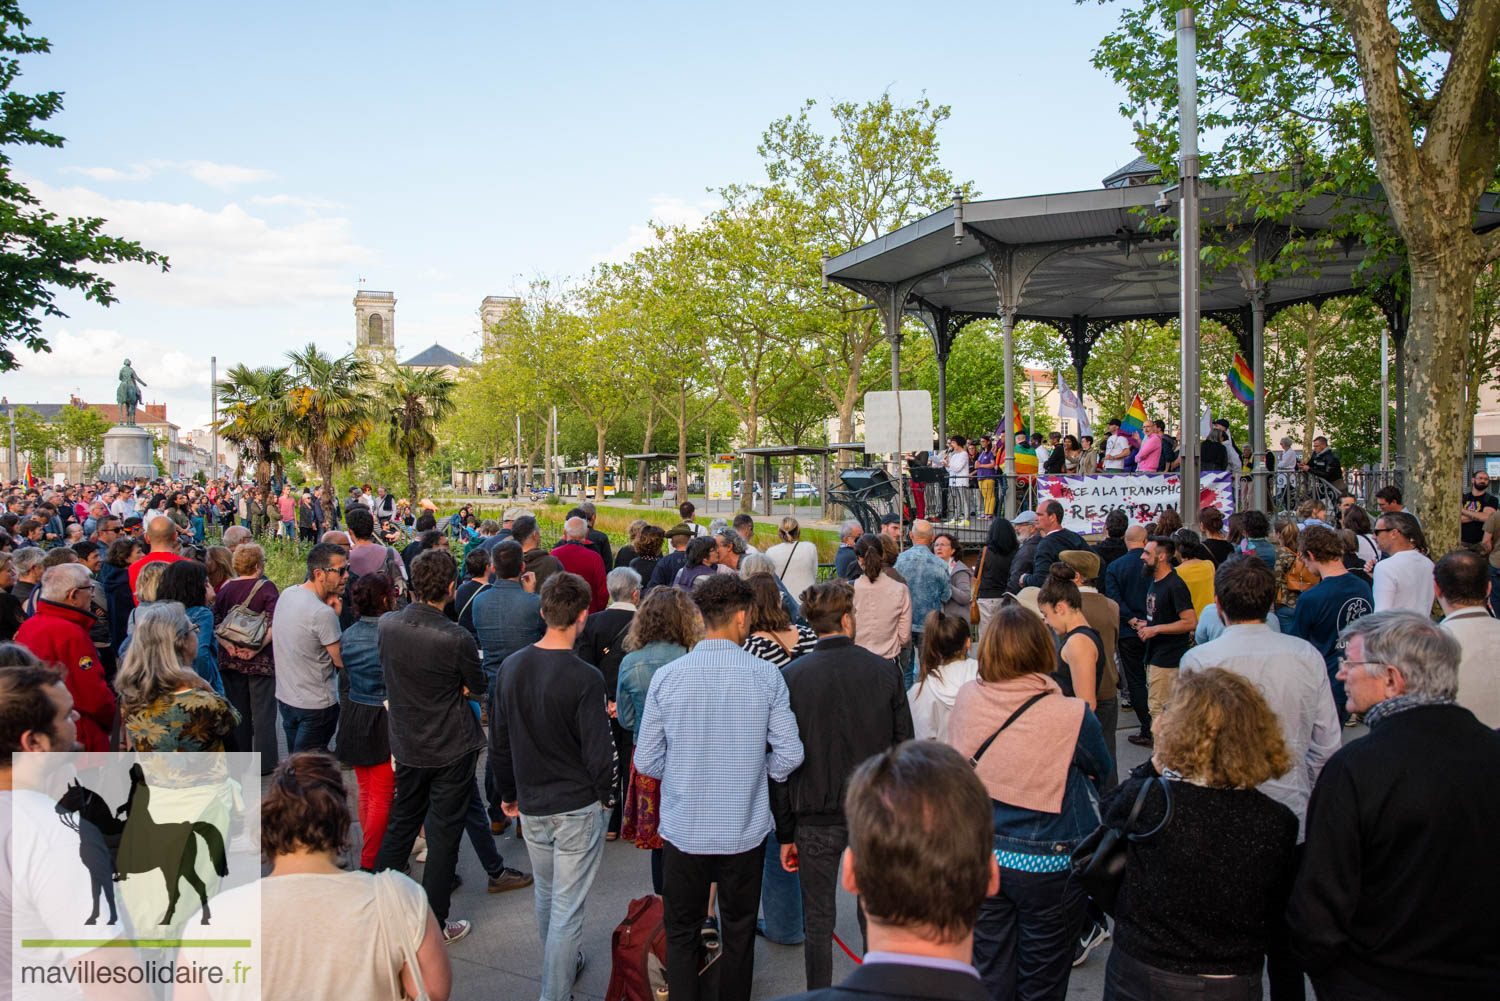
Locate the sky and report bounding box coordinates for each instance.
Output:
[0,0,1143,432]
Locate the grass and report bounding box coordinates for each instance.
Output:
[237,505,843,592]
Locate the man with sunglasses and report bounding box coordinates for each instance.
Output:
[270,542,347,753]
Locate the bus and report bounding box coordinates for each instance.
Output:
[559,465,616,498]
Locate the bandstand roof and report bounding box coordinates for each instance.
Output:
[824,179,1500,323]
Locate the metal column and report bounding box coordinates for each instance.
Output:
[1380,327,1390,469]
[1250,286,1268,511]
[210,355,218,480]
[1176,6,1201,531]
[1001,310,1017,519]
[936,347,949,448]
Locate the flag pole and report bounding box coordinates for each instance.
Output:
[1177,6,1202,531]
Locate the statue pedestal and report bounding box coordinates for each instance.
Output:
[99,425,157,482]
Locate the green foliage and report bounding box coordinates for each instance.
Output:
[54,404,109,470]
[379,362,458,504]
[285,344,374,489]
[11,404,59,475]
[214,363,292,491]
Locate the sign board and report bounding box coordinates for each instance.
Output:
[1487,456,1500,478]
[707,463,734,500]
[1036,472,1235,535]
[53,473,66,487]
[863,390,934,454]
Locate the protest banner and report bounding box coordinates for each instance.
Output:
[1036,472,1235,534]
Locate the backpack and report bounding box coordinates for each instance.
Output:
[606,894,668,1001]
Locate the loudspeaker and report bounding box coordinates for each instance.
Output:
[838,467,897,500]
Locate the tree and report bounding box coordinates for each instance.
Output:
[11,405,59,476]
[55,403,109,473]
[215,363,292,494]
[379,363,458,506]
[1091,0,1500,549]
[0,2,167,371]
[284,345,373,503]
[754,95,974,445]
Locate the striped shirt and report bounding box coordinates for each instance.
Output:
[634,639,804,855]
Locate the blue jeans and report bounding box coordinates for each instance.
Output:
[1489,565,1500,618]
[521,804,607,1001]
[759,831,803,945]
[277,701,339,754]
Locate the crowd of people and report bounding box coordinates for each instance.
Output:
[0,471,1497,1001]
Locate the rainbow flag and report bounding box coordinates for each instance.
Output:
[1226,352,1254,405]
[1120,394,1147,436]
[23,461,35,490]
[1013,441,1039,476]
[992,400,1028,445]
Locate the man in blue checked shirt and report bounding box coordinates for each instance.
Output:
[635,574,804,1001]
[893,519,952,687]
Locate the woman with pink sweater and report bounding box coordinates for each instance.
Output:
[946,603,1113,1001]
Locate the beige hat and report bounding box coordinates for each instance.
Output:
[1058,549,1101,581]
[419,498,437,511]
[1014,586,1044,619]
[502,506,529,522]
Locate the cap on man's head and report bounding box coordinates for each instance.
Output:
[1058,549,1101,580]
[502,507,529,522]
[1012,510,1038,525]
[666,522,696,539]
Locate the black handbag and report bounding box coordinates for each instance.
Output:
[1069,776,1172,915]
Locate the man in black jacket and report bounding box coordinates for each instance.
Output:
[1021,500,1085,588]
[1006,511,1040,594]
[771,581,915,991]
[770,742,994,1001]
[372,548,496,944]
[1288,610,1500,1001]
[575,566,640,839]
[492,572,616,999]
[1090,508,1130,576]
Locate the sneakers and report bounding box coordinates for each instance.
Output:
[487,867,533,893]
[411,836,428,863]
[1127,733,1154,747]
[700,916,720,951]
[490,817,511,835]
[1072,919,1110,967]
[443,919,472,945]
[1344,712,1364,728]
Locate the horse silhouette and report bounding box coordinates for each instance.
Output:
[55,764,229,926]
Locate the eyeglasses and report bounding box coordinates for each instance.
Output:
[1341,660,1392,674]
[321,566,348,577]
[1372,527,1396,536]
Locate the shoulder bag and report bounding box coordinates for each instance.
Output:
[372,870,430,1001]
[968,691,1048,768]
[213,577,271,652]
[1068,776,1173,915]
[970,548,986,625]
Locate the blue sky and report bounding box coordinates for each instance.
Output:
[0,1,1143,430]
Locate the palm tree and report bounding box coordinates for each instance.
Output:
[214,364,292,494]
[285,345,374,498]
[380,363,459,505]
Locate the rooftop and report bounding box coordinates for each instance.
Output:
[400,343,473,369]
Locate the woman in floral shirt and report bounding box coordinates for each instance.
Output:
[117,601,240,752]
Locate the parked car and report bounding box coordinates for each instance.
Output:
[772,482,819,501]
[732,480,763,497]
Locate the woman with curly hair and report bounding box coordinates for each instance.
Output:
[1099,668,1298,1000]
[615,586,702,892]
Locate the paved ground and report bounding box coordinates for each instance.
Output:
[342,711,1169,1000]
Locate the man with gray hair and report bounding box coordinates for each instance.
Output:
[834,519,863,579]
[576,565,640,839]
[222,524,252,550]
[714,530,747,574]
[893,520,951,687]
[550,516,607,612]
[732,512,759,554]
[9,546,46,610]
[1289,610,1500,1000]
[14,562,117,751]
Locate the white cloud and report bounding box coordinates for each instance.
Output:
[591,194,719,265]
[250,193,342,212]
[22,176,375,310]
[60,159,276,189]
[0,327,216,430]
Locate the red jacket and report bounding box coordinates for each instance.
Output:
[16,600,118,752]
[550,541,608,613]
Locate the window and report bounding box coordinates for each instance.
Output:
[368,313,384,346]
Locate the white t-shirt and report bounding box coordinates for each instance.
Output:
[1372,549,1436,614]
[946,450,970,487]
[1104,434,1131,470]
[765,540,820,606]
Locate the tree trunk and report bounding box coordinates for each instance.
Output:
[676,387,690,508]
[739,404,760,514]
[406,452,419,508]
[633,406,656,504]
[595,426,608,502]
[1404,244,1478,553]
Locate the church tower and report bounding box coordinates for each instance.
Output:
[479,295,521,353]
[355,290,397,361]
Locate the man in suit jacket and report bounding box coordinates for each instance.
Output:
[771,581,915,990]
[770,741,996,1001]
[575,565,640,838]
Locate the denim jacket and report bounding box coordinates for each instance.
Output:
[471,580,544,683]
[893,544,952,630]
[342,616,384,707]
[615,641,687,734]
[991,710,1112,857]
[185,605,225,697]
